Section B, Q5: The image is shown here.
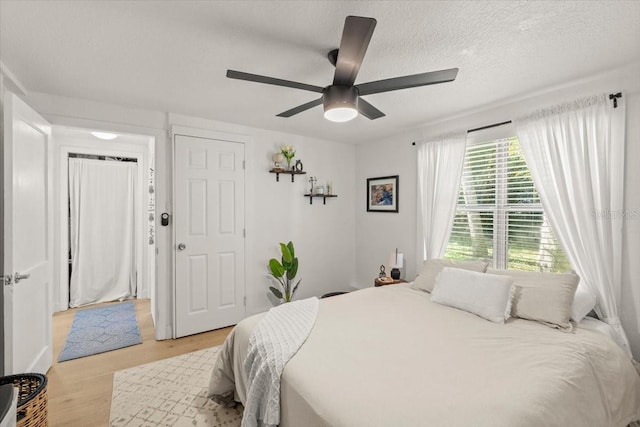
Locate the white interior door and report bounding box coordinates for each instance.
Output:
[174,135,245,338]
[3,93,53,374]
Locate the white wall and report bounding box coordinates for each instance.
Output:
[355,141,418,287]
[22,93,357,338]
[354,62,640,359]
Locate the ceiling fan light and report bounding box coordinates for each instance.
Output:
[323,85,359,122]
[324,106,358,122]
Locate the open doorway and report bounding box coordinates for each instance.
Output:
[67,153,138,306]
[53,126,156,315]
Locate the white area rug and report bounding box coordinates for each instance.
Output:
[110,346,243,426]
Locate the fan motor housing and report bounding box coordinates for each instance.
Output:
[323,85,359,110]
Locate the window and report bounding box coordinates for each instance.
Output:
[445,136,570,272]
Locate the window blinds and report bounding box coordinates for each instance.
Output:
[445,137,569,272]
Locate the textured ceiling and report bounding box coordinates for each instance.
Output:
[1,1,639,144]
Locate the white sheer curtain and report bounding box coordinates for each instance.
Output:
[69,158,137,307]
[417,134,467,263]
[515,94,631,355]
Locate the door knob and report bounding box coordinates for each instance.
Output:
[14,272,30,284]
[177,243,186,251]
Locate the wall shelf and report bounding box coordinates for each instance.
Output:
[304,194,337,205]
[270,169,307,182]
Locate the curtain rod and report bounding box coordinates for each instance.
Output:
[411,120,512,146]
[412,92,622,146]
[467,120,512,134]
[69,153,138,163]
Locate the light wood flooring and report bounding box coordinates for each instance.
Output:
[49,299,233,426]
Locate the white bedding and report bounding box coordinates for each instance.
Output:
[210,284,640,427]
[241,297,318,427]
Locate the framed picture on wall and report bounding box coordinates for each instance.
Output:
[366,175,399,213]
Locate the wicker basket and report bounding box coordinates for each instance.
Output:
[0,373,48,427]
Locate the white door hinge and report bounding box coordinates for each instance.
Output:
[242,160,245,170]
[243,228,246,238]
[244,296,247,306]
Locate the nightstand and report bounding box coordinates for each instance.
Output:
[374,278,407,287]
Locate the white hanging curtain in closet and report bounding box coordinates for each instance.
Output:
[69,158,137,307]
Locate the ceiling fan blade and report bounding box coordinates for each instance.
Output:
[227,70,324,93]
[277,98,324,118]
[357,98,385,120]
[356,68,458,96]
[333,16,377,87]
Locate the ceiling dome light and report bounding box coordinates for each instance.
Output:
[91,131,118,140]
[323,86,358,123]
[324,107,358,122]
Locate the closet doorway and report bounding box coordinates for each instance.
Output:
[55,127,155,312]
[67,154,138,307]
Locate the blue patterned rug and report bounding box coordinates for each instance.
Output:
[58,301,142,362]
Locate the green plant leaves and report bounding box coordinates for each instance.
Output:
[269,286,283,299]
[269,259,285,277]
[291,279,301,297]
[287,241,295,258]
[287,257,298,280]
[280,243,293,264]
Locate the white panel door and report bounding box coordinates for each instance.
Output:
[3,93,53,374]
[174,135,245,337]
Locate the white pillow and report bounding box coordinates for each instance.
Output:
[571,284,596,322]
[431,267,514,323]
[412,259,489,293]
[487,268,579,332]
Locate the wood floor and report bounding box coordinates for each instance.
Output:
[48,299,233,426]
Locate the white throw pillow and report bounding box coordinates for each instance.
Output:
[487,268,579,332]
[412,259,489,293]
[571,284,596,322]
[431,267,514,323]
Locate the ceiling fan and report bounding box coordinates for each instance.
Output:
[226,16,458,122]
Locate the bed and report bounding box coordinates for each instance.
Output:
[209,283,640,427]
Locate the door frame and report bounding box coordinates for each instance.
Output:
[170,126,252,338]
[56,129,154,311]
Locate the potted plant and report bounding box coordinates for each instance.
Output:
[268,241,300,303]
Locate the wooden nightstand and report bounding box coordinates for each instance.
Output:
[374,278,407,287]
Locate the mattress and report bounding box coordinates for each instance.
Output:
[210,284,640,427]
